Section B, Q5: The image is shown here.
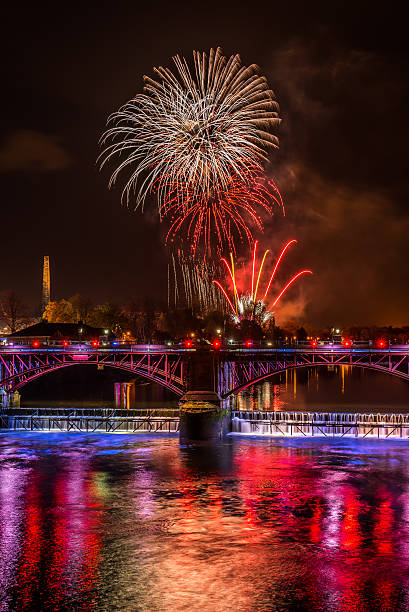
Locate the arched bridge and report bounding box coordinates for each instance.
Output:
[217,347,409,397]
[1,345,409,399]
[0,347,186,396]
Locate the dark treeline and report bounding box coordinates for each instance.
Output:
[1,291,409,344]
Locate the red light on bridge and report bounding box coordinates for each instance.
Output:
[311,340,318,348]
[212,339,221,349]
[245,340,253,348]
[184,339,193,348]
[92,340,98,347]
[32,341,40,348]
[343,340,352,348]
[63,340,69,347]
[377,339,386,349]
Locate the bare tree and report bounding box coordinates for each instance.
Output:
[0,290,28,333]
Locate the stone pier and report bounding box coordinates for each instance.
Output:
[179,348,228,440]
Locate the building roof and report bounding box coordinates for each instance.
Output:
[8,321,103,339]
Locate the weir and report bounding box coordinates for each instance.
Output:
[0,408,180,433]
[2,408,409,439]
[231,411,409,439]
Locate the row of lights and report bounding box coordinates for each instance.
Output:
[184,339,253,349]
[310,339,387,349]
[27,338,389,350]
[31,340,100,348]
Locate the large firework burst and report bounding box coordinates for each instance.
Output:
[99,47,281,255]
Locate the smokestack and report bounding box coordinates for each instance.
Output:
[41,255,50,316]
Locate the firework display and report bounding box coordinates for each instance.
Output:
[99,47,281,256]
[213,240,312,321]
[164,174,283,257]
[168,252,226,312]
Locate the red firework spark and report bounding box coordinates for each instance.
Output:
[213,240,312,317]
[161,172,284,258]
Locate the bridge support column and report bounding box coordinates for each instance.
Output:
[179,391,228,440]
[179,349,229,440]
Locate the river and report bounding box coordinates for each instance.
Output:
[0,367,408,610]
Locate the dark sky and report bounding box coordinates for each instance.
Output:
[1,1,408,326]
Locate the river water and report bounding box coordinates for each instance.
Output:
[2,433,409,611]
[0,367,408,610]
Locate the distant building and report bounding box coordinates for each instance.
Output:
[6,321,105,345]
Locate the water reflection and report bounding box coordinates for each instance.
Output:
[1,434,409,609]
[0,447,105,610]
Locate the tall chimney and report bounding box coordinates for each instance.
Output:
[41,255,50,316]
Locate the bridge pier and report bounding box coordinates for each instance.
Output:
[179,391,229,440]
[179,349,229,440]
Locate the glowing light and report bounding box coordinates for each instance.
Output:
[63,340,69,347]
[254,248,270,303]
[271,270,313,308]
[311,340,318,348]
[212,280,236,316]
[213,339,221,349]
[184,339,193,348]
[220,257,239,313]
[377,339,386,349]
[263,239,297,301]
[251,240,258,297]
[245,340,253,348]
[32,341,40,348]
[92,341,98,347]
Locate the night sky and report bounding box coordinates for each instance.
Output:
[1,1,408,326]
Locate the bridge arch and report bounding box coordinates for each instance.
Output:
[0,360,185,397]
[221,362,409,398]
